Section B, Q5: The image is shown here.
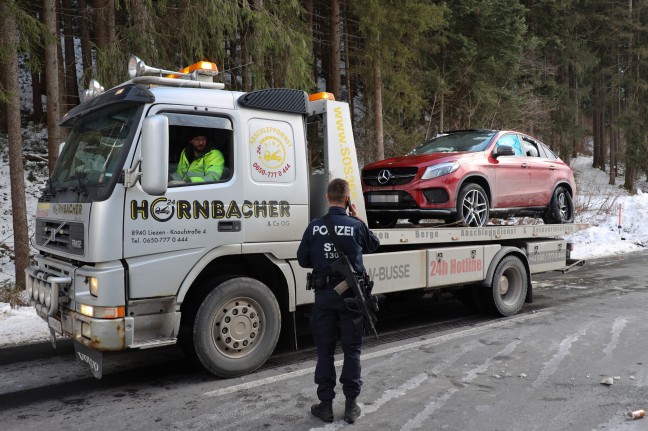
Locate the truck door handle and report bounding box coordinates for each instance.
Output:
[218,221,241,232]
[521,162,528,168]
[549,165,556,170]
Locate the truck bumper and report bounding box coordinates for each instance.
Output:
[26,263,133,351]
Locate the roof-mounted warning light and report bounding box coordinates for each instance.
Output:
[128,55,219,83]
[309,92,335,102]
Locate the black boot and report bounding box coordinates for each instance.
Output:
[311,399,334,422]
[344,398,361,424]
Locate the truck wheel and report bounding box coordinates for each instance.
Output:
[453,183,489,227]
[480,255,527,317]
[542,186,574,224]
[193,277,281,378]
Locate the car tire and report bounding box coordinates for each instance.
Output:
[478,255,527,317]
[542,185,574,224]
[453,183,489,227]
[193,277,281,378]
[368,215,397,229]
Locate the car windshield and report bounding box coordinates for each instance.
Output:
[49,103,141,201]
[410,130,496,155]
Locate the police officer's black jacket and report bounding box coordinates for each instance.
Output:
[297,206,380,276]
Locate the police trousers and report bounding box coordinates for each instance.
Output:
[310,287,364,401]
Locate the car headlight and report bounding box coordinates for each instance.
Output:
[421,162,460,180]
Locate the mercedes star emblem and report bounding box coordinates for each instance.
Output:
[377,169,392,185]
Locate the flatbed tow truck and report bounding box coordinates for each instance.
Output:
[25,56,586,378]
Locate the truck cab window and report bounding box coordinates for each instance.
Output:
[168,124,233,185]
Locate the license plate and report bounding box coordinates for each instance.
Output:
[369,194,399,203]
[48,316,62,334]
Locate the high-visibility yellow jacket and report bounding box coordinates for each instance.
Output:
[177,147,225,182]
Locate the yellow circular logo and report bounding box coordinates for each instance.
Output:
[258,136,286,170]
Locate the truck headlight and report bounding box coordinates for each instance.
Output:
[81,322,91,339]
[38,281,45,303]
[421,162,460,180]
[33,280,40,301]
[80,304,94,317]
[25,276,33,298]
[44,284,52,307]
[89,277,99,297]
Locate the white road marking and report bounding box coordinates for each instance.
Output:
[531,324,589,389]
[603,317,627,358]
[204,311,547,398]
[401,338,523,431]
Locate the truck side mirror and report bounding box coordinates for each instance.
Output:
[492,145,515,158]
[140,115,169,195]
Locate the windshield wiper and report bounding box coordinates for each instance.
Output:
[43,178,57,198]
[69,174,88,196]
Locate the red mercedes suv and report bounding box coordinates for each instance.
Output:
[362,129,576,228]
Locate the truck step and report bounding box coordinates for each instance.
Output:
[130,337,177,349]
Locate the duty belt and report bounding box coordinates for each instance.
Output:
[312,274,346,289]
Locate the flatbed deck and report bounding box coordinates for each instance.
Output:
[372,223,589,246]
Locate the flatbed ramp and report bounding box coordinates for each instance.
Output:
[372,223,589,246]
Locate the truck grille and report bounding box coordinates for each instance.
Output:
[363,167,419,186]
[35,219,85,256]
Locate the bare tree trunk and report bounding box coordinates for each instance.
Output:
[129,0,158,63]
[343,4,353,121]
[1,0,31,289]
[77,0,92,85]
[373,58,384,161]
[306,0,316,91]
[61,0,79,108]
[95,0,109,49]
[44,0,61,173]
[329,0,341,99]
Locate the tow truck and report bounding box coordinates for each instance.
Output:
[26,56,586,378]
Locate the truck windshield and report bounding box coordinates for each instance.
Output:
[410,130,496,154]
[49,103,141,202]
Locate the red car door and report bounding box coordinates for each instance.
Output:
[490,133,531,208]
[522,136,556,207]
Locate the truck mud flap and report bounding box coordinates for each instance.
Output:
[73,340,103,379]
[562,258,586,273]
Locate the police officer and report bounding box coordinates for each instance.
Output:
[297,178,380,423]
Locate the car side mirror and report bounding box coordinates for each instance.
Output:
[493,145,515,158]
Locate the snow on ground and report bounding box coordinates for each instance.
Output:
[0,153,647,347]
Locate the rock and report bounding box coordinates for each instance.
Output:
[600,377,614,385]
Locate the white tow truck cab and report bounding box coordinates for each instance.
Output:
[26,57,586,378]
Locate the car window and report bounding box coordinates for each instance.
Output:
[495,134,523,156]
[410,130,496,154]
[539,143,558,160]
[168,121,233,186]
[521,137,540,157]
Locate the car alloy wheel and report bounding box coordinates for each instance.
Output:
[456,183,489,227]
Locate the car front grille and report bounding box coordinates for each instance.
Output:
[362,167,419,186]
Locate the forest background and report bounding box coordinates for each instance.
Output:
[1,0,648,289]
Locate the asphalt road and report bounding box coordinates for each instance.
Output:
[1,250,648,430]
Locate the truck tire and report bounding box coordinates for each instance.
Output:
[453,183,489,227]
[193,277,281,378]
[542,185,574,224]
[480,255,527,317]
